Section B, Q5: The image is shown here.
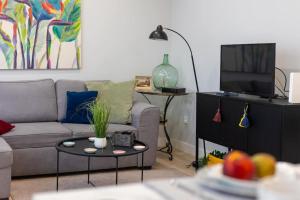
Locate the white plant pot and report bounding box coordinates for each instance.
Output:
[94,137,107,149]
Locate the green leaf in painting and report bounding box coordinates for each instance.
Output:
[53,0,81,42]
[0,28,14,69]
[4,2,26,43]
[30,21,47,55]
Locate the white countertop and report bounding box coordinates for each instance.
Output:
[33,178,199,200]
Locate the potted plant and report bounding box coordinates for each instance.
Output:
[88,100,110,148]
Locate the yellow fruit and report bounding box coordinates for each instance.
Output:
[252,153,276,178]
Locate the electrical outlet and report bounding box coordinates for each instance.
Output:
[183,115,189,124]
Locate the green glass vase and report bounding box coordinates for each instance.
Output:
[152,54,178,89]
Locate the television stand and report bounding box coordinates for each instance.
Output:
[216,91,239,97]
[196,92,300,169]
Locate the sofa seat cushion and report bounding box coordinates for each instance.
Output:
[0,137,13,169]
[63,123,137,138]
[2,122,72,149]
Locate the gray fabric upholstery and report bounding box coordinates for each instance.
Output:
[55,80,87,121]
[0,167,11,199]
[0,138,12,199]
[63,123,137,137]
[2,122,72,149]
[7,102,159,177]
[12,147,137,177]
[0,138,13,169]
[132,102,160,167]
[0,79,57,123]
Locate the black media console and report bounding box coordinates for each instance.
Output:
[196,92,300,168]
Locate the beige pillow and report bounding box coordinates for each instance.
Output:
[86,80,135,124]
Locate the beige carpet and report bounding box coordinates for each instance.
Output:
[11,161,189,200]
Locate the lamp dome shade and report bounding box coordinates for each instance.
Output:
[149,25,168,40]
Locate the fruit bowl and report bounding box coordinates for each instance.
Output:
[196,162,297,199]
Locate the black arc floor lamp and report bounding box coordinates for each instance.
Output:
[149,25,206,166]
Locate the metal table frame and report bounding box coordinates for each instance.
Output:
[138,91,187,161]
[56,138,148,191]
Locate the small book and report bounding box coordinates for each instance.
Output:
[161,87,186,93]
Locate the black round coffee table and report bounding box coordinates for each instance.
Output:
[55,137,149,191]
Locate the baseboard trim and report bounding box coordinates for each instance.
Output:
[158,137,218,158]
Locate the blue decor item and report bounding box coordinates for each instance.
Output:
[62,91,98,124]
[239,104,250,128]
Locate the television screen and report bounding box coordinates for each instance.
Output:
[220,43,276,97]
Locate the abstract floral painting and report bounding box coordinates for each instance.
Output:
[0,0,81,70]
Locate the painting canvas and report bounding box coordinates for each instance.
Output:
[0,0,81,70]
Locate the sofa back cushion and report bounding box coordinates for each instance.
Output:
[0,79,57,123]
[55,80,87,121]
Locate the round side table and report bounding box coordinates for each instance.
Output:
[137,91,188,160]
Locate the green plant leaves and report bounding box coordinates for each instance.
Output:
[53,0,80,42]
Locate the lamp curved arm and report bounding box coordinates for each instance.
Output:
[164,27,199,92]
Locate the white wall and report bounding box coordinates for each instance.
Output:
[0,0,171,81]
[167,0,300,156]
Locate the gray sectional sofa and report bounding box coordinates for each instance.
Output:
[0,79,160,200]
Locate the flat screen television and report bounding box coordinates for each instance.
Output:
[220,43,276,98]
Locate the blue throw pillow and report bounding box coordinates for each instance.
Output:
[62,91,98,124]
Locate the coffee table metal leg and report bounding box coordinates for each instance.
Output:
[88,156,90,184]
[56,150,59,191]
[141,152,144,182]
[115,157,118,185]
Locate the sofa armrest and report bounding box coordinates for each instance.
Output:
[0,138,13,169]
[0,137,13,199]
[132,102,160,166]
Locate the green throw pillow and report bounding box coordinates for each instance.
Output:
[86,80,135,124]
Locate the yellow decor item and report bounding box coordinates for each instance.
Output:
[207,154,224,166]
[86,80,135,124]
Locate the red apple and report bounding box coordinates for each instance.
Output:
[223,151,255,180]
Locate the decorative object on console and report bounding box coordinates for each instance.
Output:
[212,98,222,123]
[0,0,81,70]
[0,120,15,135]
[288,72,300,103]
[112,131,136,147]
[239,104,250,128]
[135,76,152,91]
[62,91,98,124]
[88,100,110,149]
[197,150,226,168]
[152,54,178,89]
[86,80,135,124]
